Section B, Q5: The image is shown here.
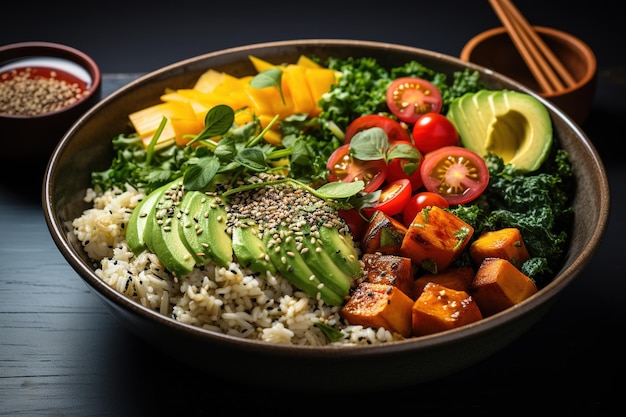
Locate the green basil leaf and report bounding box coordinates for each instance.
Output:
[234,148,268,172]
[315,181,364,199]
[183,156,220,190]
[214,136,237,160]
[349,127,388,161]
[187,104,235,146]
[387,142,421,161]
[203,104,235,137]
[250,68,285,104]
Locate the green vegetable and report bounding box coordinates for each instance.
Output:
[449,148,575,286]
[91,54,573,291]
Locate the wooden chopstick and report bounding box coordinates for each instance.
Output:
[500,0,577,88]
[488,0,576,93]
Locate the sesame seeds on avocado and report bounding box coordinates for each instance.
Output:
[447,90,553,173]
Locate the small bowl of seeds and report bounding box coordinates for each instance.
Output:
[0,41,101,164]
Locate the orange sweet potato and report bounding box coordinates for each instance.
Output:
[361,210,407,255]
[411,282,483,336]
[400,206,474,274]
[470,257,538,316]
[469,228,531,268]
[341,282,414,337]
[361,253,416,299]
[413,265,476,297]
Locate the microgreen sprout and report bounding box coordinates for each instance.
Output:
[250,68,285,104]
[146,117,167,165]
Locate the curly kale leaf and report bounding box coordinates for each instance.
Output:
[318,57,486,132]
[449,149,575,286]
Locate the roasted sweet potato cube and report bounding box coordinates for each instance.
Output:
[341,282,414,337]
[413,265,476,297]
[400,206,474,274]
[361,253,416,298]
[470,257,538,316]
[411,282,483,336]
[469,228,531,268]
[361,210,407,255]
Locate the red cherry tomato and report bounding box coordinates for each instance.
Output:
[362,178,412,218]
[344,114,410,144]
[420,146,489,205]
[338,208,367,240]
[386,77,443,124]
[385,140,424,191]
[327,144,387,193]
[402,191,450,227]
[411,113,460,154]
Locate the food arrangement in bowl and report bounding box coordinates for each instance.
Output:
[44,40,608,389]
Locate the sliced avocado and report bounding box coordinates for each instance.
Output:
[263,225,345,306]
[146,180,196,278]
[447,92,487,154]
[179,191,233,268]
[298,225,355,298]
[126,182,173,255]
[178,191,206,265]
[317,226,362,279]
[447,89,553,173]
[232,222,276,275]
[472,89,496,134]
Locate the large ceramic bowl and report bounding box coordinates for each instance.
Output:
[42,39,609,391]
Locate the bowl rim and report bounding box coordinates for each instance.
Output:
[0,41,102,119]
[42,38,610,357]
[460,26,597,99]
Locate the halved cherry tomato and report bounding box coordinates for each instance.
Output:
[420,146,489,205]
[338,208,367,240]
[386,77,442,124]
[362,178,412,218]
[402,191,450,227]
[344,114,410,144]
[411,112,460,155]
[327,144,387,193]
[385,140,424,191]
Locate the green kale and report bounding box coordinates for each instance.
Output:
[449,148,575,286]
[317,57,486,130]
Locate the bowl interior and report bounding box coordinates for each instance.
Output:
[42,39,610,389]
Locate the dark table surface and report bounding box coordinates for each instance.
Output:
[1,1,624,415]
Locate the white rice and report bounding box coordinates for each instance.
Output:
[72,185,402,346]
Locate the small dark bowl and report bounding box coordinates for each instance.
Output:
[0,42,101,163]
[461,26,597,125]
[43,39,609,391]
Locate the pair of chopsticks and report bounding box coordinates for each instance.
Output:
[488,0,576,94]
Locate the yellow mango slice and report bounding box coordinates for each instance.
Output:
[249,55,278,73]
[193,69,224,93]
[296,55,322,69]
[171,117,204,146]
[283,64,315,115]
[129,101,198,149]
[305,67,338,115]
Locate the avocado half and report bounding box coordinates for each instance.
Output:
[447,90,553,173]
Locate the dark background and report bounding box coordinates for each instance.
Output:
[2,1,621,73]
[1,1,624,415]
